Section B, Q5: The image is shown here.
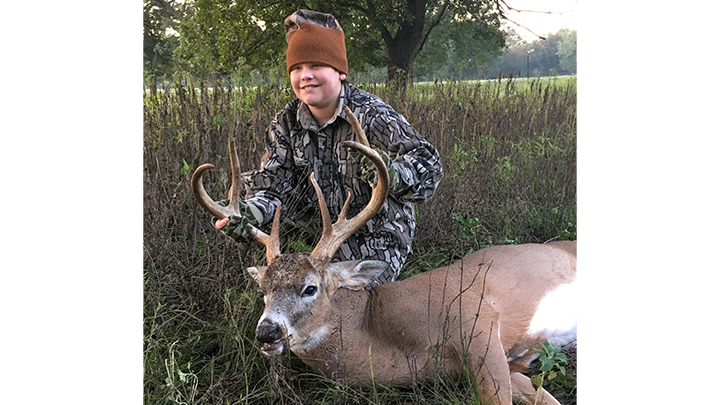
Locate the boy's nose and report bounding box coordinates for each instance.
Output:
[299,66,313,79]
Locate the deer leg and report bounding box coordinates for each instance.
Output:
[465,323,513,405]
[510,372,561,405]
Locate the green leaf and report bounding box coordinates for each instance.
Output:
[182,159,191,176]
[531,374,543,390]
[557,365,566,375]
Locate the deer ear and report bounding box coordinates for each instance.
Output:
[246,266,267,285]
[328,260,389,291]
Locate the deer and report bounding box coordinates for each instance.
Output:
[190,107,577,405]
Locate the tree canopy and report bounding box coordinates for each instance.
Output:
[144,0,187,82]
[143,0,574,87]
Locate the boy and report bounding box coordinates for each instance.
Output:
[215,9,443,288]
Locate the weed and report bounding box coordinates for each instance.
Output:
[164,342,200,404]
[212,114,227,128]
[531,341,569,405]
[449,142,479,181]
[494,155,516,186]
[180,159,191,177]
[452,213,481,243]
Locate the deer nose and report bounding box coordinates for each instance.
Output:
[256,319,284,343]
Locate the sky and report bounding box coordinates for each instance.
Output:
[500,0,577,41]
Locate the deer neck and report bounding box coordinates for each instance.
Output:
[291,286,399,377]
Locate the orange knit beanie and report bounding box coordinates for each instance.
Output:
[284,10,348,75]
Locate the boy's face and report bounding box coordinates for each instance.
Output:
[290,63,347,113]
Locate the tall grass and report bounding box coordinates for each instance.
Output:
[143,76,576,404]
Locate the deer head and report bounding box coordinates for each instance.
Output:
[191,106,390,355]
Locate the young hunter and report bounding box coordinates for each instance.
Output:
[214,9,444,289]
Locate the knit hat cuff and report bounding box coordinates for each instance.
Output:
[285,18,348,74]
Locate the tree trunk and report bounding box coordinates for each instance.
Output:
[386,64,410,94]
[385,33,416,93]
[150,74,157,97]
[364,0,450,92]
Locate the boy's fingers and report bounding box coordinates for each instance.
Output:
[215,217,230,229]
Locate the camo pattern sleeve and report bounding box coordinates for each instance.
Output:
[343,85,443,202]
[241,84,443,288]
[241,100,300,225]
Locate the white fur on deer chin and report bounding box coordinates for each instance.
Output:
[290,325,329,354]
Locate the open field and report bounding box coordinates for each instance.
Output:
[143,76,576,404]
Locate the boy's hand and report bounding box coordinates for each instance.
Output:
[352,148,402,191]
[212,199,261,242]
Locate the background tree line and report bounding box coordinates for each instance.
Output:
[144,0,576,89]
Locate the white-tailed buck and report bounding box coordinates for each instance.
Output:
[191,107,577,405]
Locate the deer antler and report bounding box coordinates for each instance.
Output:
[190,106,386,268]
[342,105,369,147]
[307,108,389,269]
[190,138,281,265]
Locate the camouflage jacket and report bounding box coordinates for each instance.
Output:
[243,83,443,287]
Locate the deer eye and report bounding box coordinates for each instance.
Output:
[302,285,317,297]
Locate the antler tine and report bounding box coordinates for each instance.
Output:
[307,140,389,268]
[191,137,281,263]
[191,163,235,220]
[191,137,244,219]
[248,203,282,265]
[227,137,242,213]
[310,172,334,238]
[343,105,370,147]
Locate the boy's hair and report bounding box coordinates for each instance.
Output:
[284,10,348,75]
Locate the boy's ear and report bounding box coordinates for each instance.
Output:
[326,260,389,291]
[246,266,267,286]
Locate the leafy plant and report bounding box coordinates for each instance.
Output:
[181,159,191,177]
[530,341,568,405]
[452,213,481,243]
[449,142,479,181]
[175,130,189,144]
[212,114,228,128]
[494,155,516,186]
[164,342,199,405]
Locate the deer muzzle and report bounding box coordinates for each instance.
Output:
[256,318,286,356]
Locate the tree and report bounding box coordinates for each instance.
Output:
[446,9,505,79]
[174,0,298,82]
[557,29,577,74]
[319,0,506,90]
[144,0,188,87]
[483,28,576,78]
[412,10,505,81]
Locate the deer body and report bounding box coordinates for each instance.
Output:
[251,242,575,405]
[191,110,575,404]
